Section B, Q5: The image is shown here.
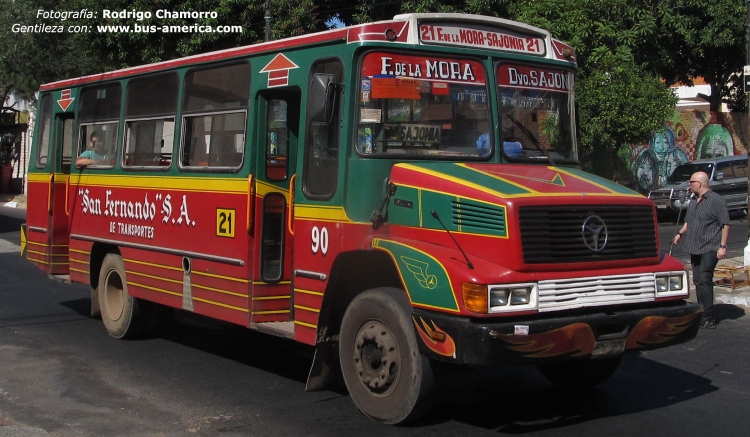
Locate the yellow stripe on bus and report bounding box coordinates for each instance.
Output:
[293,304,320,313]
[25,241,48,248]
[124,258,248,283]
[126,270,183,285]
[124,258,183,272]
[294,288,324,296]
[294,320,317,329]
[191,282,247,298]
[193,270,249,283]
[69,267,89,274]
[65,173,248,193]
[295,205,354,223]
[252,295,291,300]
[193,297,248,312]
[127,281,182,297]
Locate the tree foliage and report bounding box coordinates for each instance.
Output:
[2,0,745,180]
[0,0,331,103]
[0,0,99,103]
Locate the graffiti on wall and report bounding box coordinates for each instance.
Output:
[624,112,748,192]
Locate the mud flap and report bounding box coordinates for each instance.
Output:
[306,342,338,392]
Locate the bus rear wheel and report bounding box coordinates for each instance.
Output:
[538,356,622,388]
[98,253,148,339]
[339,288,434,425]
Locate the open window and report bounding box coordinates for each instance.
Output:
[123,73,178,169]
[77,83,122,169]
[180,62,250,170]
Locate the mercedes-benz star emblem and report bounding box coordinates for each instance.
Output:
[582,215,608,252]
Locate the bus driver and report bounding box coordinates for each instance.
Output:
[75,132,108,168]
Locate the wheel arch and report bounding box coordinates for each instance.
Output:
[318,249,404,341]
[305,249,403,392]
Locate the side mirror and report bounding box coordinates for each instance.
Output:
[309,73,339,123]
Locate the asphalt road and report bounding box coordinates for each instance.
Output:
[2,205,750,436]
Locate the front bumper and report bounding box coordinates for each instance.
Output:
[412,302,701,366]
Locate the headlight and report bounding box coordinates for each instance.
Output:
[669,275,683,291]
[462,283,539,313]
[487,283,538,313]
[655,272,688,298]
[490,289,509,307]
[510,287,531,305]
[656,276,668,292]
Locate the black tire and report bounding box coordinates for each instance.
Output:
[339,288,434,425]
[98,253,149,339]
[538,356,622,388]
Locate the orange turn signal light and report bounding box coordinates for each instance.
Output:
[462,283,488,314]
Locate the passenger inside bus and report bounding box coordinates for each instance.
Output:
[75,131,109,168]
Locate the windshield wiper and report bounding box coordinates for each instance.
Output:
[506,114,556,166]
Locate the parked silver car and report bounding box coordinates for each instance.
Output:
[648,155,749,215]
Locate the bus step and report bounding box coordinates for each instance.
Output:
[50,274,71,284]
[249,321,295,339]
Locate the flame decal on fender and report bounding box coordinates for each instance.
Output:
[625,310,702,349]
[501,323,597,358]
[413,317,457,358]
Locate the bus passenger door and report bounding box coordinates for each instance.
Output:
[250,91,300,324]
[25,107,74,276]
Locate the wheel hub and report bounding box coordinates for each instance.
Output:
[104,270,125,322]
[353,320,399,395]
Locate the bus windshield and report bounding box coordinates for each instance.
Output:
[497,64,577,162]
[356,51,491,159]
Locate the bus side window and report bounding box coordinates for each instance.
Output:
[123,73,178,169]
[35,95,52,169]
[303,60,343,198]
[180,62,250,171]
[77,83,122,169]
[266,99,289,181]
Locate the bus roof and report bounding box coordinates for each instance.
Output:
[40,13,576,91]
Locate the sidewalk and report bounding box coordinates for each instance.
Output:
[701,256,750,308]
[0,193,26,209]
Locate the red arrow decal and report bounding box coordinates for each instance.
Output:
[57,89,74,111]
[260,53,299,73]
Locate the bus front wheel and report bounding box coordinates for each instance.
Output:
[339,288,434,425]
[98,253,148,339]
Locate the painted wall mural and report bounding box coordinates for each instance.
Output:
[624,112,748,192]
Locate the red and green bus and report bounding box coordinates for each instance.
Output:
[22,13,701,424]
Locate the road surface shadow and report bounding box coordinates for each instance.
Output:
[714,303,746,324]
[420,354,716,431]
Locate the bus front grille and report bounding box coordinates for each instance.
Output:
[537,273,656,312]
[519,205,657,264]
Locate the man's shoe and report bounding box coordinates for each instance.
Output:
[700,319,716,329]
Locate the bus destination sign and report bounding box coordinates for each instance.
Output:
[419,24,546,56]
